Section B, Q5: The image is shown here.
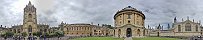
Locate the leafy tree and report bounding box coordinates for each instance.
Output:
[33,32,41,37]
[21,32,27,37]
[1,31,14,38]
[5,31,14,37]
[55,30,64,37]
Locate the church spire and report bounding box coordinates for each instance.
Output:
[28,1,32,5]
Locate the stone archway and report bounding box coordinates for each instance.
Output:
[28,25,32,36]
[126,28,132,37]
[118,29,121,37]
[137,29,140,36]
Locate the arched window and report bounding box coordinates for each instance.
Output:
[118,29,121,37]
[185,23,191,31]
[178,25,181,32]
[28,25,32,32]
[13,29,16,33]
[44,29,47,32]
[114,30,115,36]
[18,29,20,33]
[196,25,198,31]
[137,29,140,36]
[28,14,32,18]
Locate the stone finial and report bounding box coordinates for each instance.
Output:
[148,25,150,29]
[174,17,177,23]
[127,6,132,8]
[182,18,184,22]
[28,1,32,5]
[187,16,189,20]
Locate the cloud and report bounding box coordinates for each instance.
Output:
[1,0,203,29]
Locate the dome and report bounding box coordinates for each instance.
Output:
[114,6,145,20]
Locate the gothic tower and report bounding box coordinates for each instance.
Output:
[23,1,38,35]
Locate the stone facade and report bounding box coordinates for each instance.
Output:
[9,1,50,36]
[22,1,38,35]
[114,6,146,38]
[62,23,93,36]
[0,1,113,37]
[148,17,203,37]
[59,22,112,36]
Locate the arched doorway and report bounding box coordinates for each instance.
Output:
[126,28,132,37]
[28,25,32,37]
[28,25,32,32]
[137,29,140,36]
[118,29,121,37]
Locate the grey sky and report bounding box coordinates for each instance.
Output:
[0,0,203,29]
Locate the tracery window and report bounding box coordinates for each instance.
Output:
[28,25,32,32]
[28,14,32,18]
[178,25,181,32]
[185,23,191,31]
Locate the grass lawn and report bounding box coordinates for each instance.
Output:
[70,37,123,40]
[133,37,179,40]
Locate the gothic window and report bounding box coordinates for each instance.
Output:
[14,29,16,33]
[44,29,47,32]
[28,14,32,18]
[185,23,191,31]
[196,25,198,31]
[18,29,20,33]
[127,14,131,19]
[28,25,32,32]
[178,25,181,32]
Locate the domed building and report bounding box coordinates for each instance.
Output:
[114,6,146,38]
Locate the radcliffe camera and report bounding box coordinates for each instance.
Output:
[0,0,202,40]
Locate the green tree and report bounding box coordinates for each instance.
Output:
[55,30,64,37]
[1,31,14,38]
[21,32,27,37]
[33,32,41,37]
